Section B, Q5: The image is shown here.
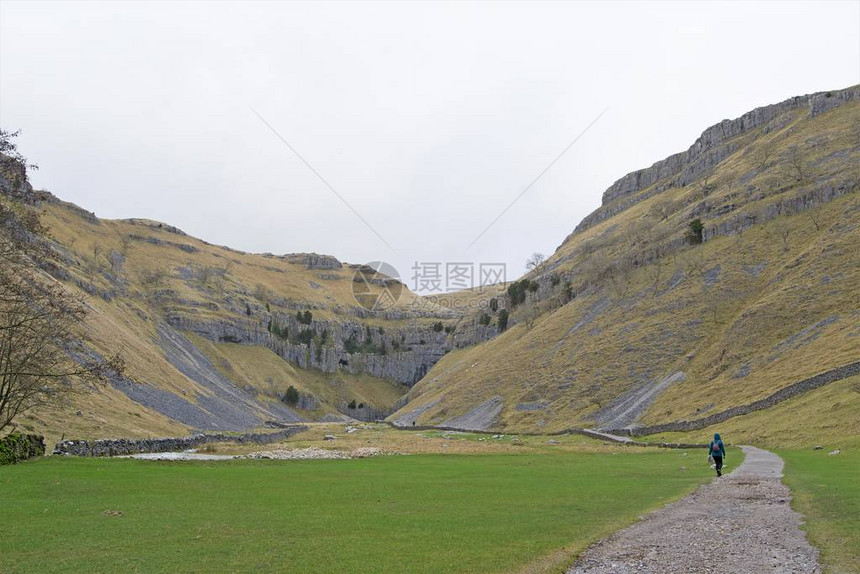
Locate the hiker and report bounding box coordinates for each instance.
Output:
[709,433,726,476]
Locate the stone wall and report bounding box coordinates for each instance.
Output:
[52,426,307,457]
[605,361,860,437]
[385,422,705,449]
[0,433,46,465]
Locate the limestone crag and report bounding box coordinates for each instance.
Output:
[165,312,461,385]
[280,252,343,270]
[568,85,860,237]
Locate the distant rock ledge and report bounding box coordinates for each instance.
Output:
[279,252,343,269]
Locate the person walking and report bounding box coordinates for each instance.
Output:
[709,433,726,477]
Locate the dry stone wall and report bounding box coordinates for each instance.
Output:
[605,361,860,437]
[0,433,46,465]
[52,426,307,457]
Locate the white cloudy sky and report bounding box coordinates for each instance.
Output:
[1,1,858,292]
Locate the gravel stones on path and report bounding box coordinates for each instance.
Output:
[570,446,820,573]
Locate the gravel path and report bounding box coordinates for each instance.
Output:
[570,446,820,573]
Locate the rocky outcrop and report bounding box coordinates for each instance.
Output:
[567,85,860,237]
[281,252,343,269]
[127,233,197,253]
[121,218,188,236]
[166,311,461,386]
[52,426,308,457]
[702,179,857,241]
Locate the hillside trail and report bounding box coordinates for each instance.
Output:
[569,446,821,573]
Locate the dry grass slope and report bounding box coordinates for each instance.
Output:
[392,94,860,436]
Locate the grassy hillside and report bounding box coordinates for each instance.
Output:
[4,186,480,442]
[4,86,858,443]
[184,333,408,420]
[392,88,860,434]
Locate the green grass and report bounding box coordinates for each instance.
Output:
[1,450,712,573]
[780,449,860,574]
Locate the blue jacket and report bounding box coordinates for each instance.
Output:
[709,433,726,458]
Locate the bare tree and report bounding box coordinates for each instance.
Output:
[254,283,273,305]
[607,259,633,302]
[520,302,540,330]
[139,268,167,288]
[754,146,771,171]
[787,145,807,183]
[0,274,123,434]
[772,221,791,251]
[645,260,664,297]
[678,251,705,280]
[1,133,122,434]
[808,212,821,232]
[648,198,673,222]
[699,175,714,197]
[0,129,38,196]
[723,174,736,196]
[525,252,546,272]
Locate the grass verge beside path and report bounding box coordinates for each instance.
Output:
[780,449,860,574]
[1,450,711,574]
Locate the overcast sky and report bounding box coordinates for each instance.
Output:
[1,1,858,293]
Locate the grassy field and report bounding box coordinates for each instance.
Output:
[0,449,715,574]
[780,449,860,574]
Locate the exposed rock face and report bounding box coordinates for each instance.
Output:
[165,312,456,386]
[105,324,305,432]
[121,218,188,236]
[281,252,343,269]
[567,85,860,238]
[441,396,505,431]
[0,153,33,198]
[341,403,391,422]
[388,398,441,427]
[594,371,686,430]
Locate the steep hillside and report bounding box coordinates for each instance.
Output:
[2,183,497,444]
[391,86,860,439]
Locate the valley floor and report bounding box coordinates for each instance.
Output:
[1,433,711,574]
[3,426,856,573]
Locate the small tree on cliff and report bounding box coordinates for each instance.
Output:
[0,131,122,435]
[283,385,300,406]
[686,219,704,245]
[525,252,546,271]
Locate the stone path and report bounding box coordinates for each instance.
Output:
[570,446,820,573]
